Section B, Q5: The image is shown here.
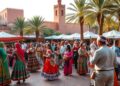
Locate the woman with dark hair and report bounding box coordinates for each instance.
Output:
[35,44,44,65]
[77,42,88,75]
[11,43,30,84]
[63,45,73,76]
[27,43,40,72]
[0,42,11,86]
[72,41,79,70]
[54,45,60,66]
[41,44,60,80]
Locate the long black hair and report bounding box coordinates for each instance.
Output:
[54,44,58,51]
[66,45,71,52]
[47,43,52,50]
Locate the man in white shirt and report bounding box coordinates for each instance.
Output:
[60,41,66,55]
[90,36,117,86]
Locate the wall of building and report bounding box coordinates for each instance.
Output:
[7,8,24,23]
[0,25,10,32]
[59,23,89,34]
[0,9,7,23]
[44,21,58,30]
[0,8,24,24]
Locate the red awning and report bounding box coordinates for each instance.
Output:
[0,37,23,42]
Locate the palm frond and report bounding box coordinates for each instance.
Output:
[28,16,45,39]
[24,28,34,35]
[67,0,87,22]
[14,17,26,30]
[13,17,26,36]
[28,16,44,30]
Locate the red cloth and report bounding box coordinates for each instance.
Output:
[64,59,72,75]
[15,43,25,63]
[43,58,59,74]
[114,72,118,86]
[72,47,79,51]
[63,51,73,75]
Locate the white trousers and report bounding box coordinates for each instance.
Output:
[94,70,114,86]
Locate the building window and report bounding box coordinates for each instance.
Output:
[61,10,64,16]
[55,10,57,16]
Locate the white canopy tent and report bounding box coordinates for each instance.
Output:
[61,35,73,40]
[103,30,120,38]
[0,31,22,42]
[45,31,98,40]
[69,33,80,39]
[0,31,17,38]
[56,34,68,39]
[84,31,98,39]
[60,33,80,40]
[24,35,36,38]
[45,34,70,40]
[45,35,59,39]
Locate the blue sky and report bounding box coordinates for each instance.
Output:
[0,0,73,21]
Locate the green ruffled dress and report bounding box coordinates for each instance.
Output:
[11,52,30,81]
[0,48,11,86]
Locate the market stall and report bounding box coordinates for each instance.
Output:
[0,32,23,42]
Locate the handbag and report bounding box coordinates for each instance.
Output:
[90,71,96,79]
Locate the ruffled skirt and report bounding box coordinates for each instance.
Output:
[11,59,30,81]
[0,59,11,86]
[27,54,40,72]
[41,58,60,80]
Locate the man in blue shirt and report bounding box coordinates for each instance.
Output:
[111,40,120,79]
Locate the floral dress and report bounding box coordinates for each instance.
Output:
[27,47,40,72]
[77,48,88,75]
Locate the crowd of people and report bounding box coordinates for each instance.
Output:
[0,35,119,86]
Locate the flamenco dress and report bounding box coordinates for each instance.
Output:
[41,56,60,80]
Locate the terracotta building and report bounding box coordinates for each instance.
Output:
[0,0,90,34]
[0,8,24,24]
[44,0,89,34]
[0,8,23,32]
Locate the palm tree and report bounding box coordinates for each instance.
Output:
[103,15,118,32]
[66,0,87,41]
[87,0,113,35]
[24,27,34,35]
[110,0,120,31]
[28,16,45,40]
[84,12,96,31]
[14,17,26,36]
